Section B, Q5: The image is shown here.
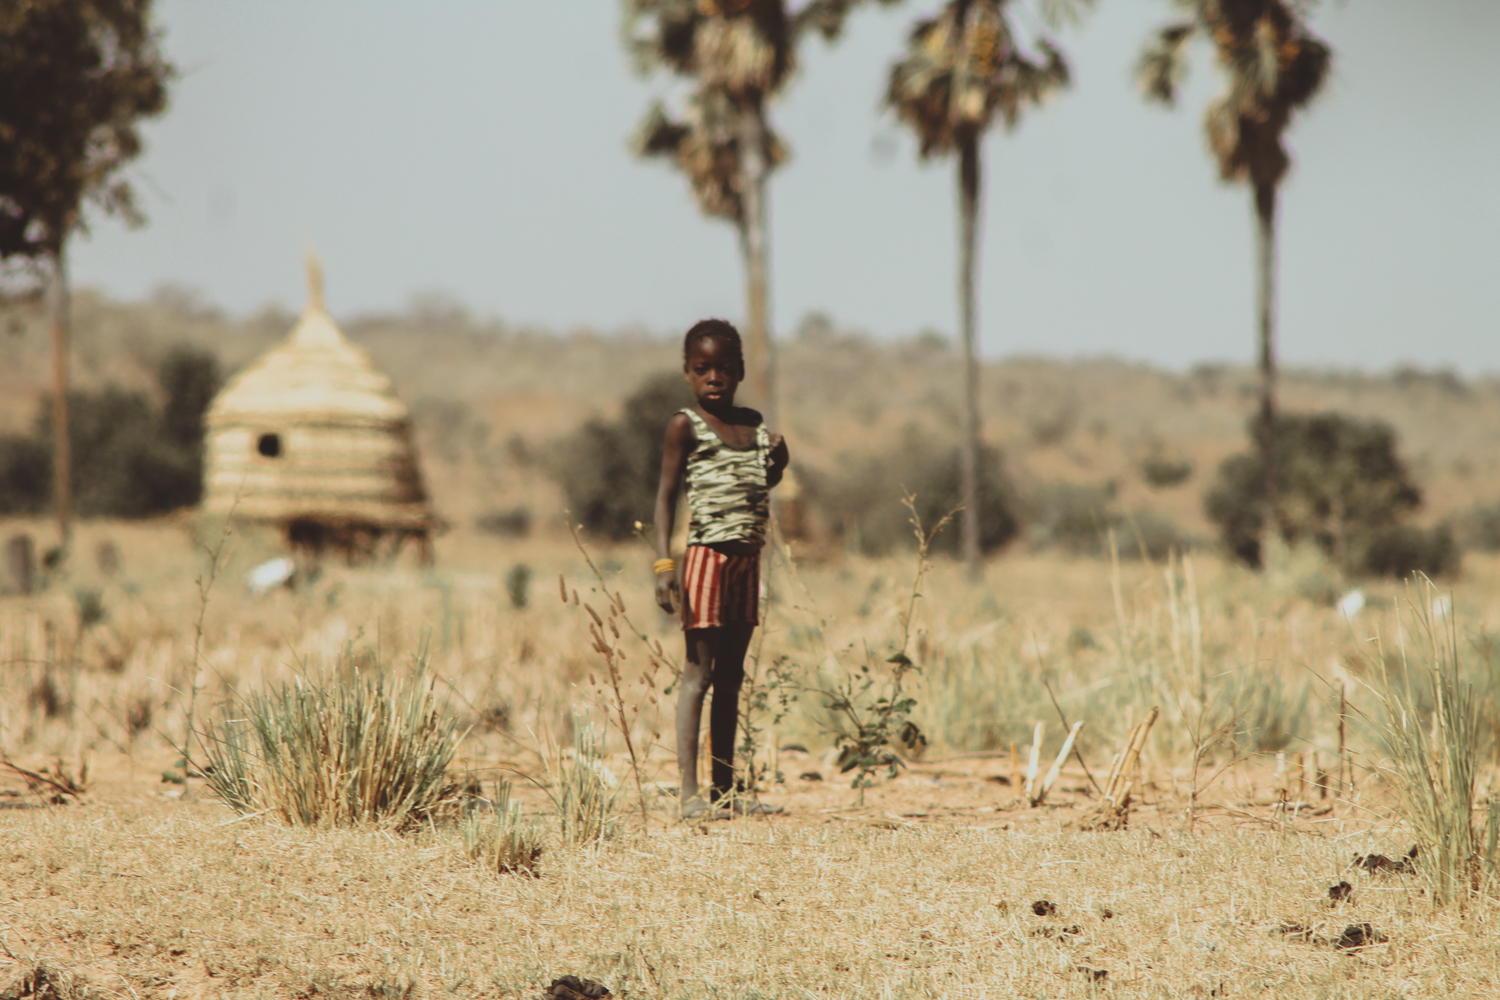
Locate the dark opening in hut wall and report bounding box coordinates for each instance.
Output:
[257,433,282,458]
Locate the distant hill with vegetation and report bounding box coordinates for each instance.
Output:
[3,289,1497,563]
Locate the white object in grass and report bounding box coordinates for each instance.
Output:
[247,557,296,595]
[1338,588,1366,619]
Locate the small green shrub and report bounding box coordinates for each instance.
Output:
[461,778,544,876]
[200,655,464,829]
[1141,457,1194,489]
[505,563,532,609]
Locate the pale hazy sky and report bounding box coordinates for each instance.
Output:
[69,1,1500,372]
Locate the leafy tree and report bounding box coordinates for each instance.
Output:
[1206,411,1454,577]
[1138,0,1331,564]
[0,0,174,548]
[624,0,898,419]
[885,0,1082,579]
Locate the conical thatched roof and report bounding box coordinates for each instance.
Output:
[201,257,437,534]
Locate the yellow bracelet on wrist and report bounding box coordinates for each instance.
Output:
[653,558,676,576]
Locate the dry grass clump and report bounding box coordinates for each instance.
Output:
[198,655,465,828]
[546,715,624,846]
[1363,577,1500,906]
[461,778,544,876]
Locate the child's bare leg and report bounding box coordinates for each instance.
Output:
[676,623,754,808]
[707,623,753,800]
[675,629,715,806]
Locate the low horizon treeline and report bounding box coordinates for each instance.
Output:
[556,372,1497,581]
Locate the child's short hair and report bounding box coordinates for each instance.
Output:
[683,319,744,370]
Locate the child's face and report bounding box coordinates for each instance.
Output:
[684,336,744,407]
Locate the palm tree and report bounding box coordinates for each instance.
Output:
[886,0,1074,578]
[625,0,898,420]
[1138,0,1331,564]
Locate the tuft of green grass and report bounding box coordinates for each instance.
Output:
[199,653,465,829]
[461,778,544,876]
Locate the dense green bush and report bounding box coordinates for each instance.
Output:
[807,428,1019,557]
[1205,411,1449,576]
[0,346,219,518]
[558,371,693,540]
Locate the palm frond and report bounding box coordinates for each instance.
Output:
[1039,0,1096,31]
[886,0,1074,155]
[631,102,691,158]
[1136,22,1193,106]
[621,0,700,75]
[790,0,904,41]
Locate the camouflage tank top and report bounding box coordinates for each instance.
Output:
[681,407,771,546]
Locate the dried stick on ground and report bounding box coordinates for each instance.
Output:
[1078,707,1159,831]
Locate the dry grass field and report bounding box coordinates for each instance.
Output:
[3,513,1500,998]
[5,292,1500,997]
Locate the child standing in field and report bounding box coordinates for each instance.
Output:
[654,319,790,820]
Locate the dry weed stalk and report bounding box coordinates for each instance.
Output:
[1078,706,1158,831]
[562,522,676,826]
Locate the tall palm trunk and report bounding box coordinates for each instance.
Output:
[1254,183,1278,569]
[957,135,982,579]
[49,243,72,553]
[737,98,775,423]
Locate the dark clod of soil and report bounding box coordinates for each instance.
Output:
[781,743,809,754]
[1328,880,1353,903]
[1353,846,1418,875]
[542,976,612,999]
[1076,966,1109,982]
[1334,923,1387,951]
[1032,900,1058,917]
[799,771,824,782]
[1099,908,1114,920]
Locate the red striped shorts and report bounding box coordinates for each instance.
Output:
[680,545,760,631]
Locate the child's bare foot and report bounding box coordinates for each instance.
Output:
[680,797,730,821]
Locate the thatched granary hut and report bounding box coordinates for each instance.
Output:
[202,258,440,563]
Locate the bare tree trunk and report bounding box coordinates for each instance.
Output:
[49,244,72,554]
[737,97,775,424]
[957,136,982,579]
[1254,183,1277,570]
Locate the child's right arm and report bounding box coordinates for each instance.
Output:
[653,412,694,613]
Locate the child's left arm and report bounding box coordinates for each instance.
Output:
[766,433,789,488]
